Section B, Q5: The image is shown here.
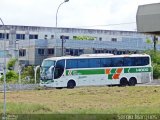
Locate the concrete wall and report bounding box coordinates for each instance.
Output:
[137,3,160,34]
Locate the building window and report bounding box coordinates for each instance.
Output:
[111,38,117,42]
[0,33,9,39]
[29,34,38,39]
[60,35,69,39]
[65,49,84,56]
[94,49,110,54]
[44,35,48,40]
[48,48,54,55]
[19,49,26,57]
[16,34,25,40]
[99,37,102,41]
[51,35,54,39]
[38,48,45,55]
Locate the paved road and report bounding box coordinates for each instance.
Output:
[136,80,160,86]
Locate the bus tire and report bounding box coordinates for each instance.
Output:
[128,77,137,86]
[67,80,76,89]
[120,78,128,86]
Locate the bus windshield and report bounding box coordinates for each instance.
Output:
[41,60,56,80]
[42,60,56,67]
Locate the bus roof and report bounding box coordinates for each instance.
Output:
[43,54,150,61]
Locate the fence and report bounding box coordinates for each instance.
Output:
[0,84,39,91]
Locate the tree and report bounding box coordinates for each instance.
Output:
[145,50,160,79]
[21,66,40,84]
[7,58,17,70]
[21,66,34,83]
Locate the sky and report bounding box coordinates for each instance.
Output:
[0,0,160,31]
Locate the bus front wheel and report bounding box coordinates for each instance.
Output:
[120,78,128,86]
[128,77,137,86]
[67,80,76,89]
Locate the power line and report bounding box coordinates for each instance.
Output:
[75,22,136,28]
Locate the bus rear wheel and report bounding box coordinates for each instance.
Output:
[67,80,76,89]
[120,78,128,86]
[128,77,137,86]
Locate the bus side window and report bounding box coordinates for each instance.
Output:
[112,58,123,67]
[124,57,134,66]
[101,58,111,67]
[135,57,142,66]
[66,59,78,69]
[89,58,101,68]
[132,57,150,66]
[142,57,149,65]
[77,59,89,68]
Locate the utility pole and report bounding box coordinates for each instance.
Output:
[61,35,64,56]
[0,17,7,120]
[153,35,158,52]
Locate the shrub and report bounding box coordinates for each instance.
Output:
[0,70,18,83]
[145,50,160,79]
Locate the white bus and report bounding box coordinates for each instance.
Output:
[40,54,152,89]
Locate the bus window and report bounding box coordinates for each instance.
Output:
[142,57,149,66]
[124,57,135,66]
[54,60,65,79]
[101,58,112,67]
[66,59,78,69]
[88,59,101,68]
[135,57,142,66]
[112,58,123,67]
[77,59,89,68]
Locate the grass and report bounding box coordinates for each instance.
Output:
[0,86,160,114]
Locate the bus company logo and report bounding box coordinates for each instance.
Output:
[68,70,73,76]
[136,68,149,72]
[67,70,80,75]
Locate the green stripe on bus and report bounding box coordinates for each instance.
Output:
[66,67,152,76]
[66,69,105,75]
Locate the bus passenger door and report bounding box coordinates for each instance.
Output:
[54,60,65,80]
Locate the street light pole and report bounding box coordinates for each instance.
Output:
[0,17,7,120]
[55,0,69,56]
[56,0,69,28]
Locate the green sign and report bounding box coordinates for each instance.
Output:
[73,36,96,40]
